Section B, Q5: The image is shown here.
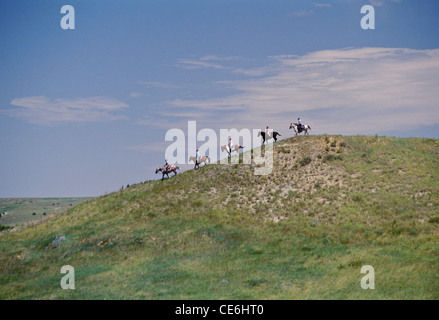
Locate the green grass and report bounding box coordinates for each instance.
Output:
[0,136,438,299]
[0,197,93,227]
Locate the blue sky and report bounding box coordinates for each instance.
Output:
[1,0,438,197]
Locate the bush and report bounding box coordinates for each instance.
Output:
[428,216,439,224]
[0,225,11,231]
[300,156,312,166]
[192,200,203,207]
[324,154,343,161]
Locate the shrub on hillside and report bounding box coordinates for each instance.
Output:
[323,154,343,161]
[300,156,312,166]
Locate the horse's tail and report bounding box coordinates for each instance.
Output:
[308,125,312,130]
[277,132,281,136]
[239,145,244,149]
[206,156,210,164]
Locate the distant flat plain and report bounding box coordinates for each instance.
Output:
[0,197,93,227]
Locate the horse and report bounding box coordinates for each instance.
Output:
[189,155,210,169]
[221,144,244,157]
[289,123,311,136]
[258,131,281,144]
[155,165,180,180]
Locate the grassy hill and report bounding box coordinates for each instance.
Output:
[1,135,438,299]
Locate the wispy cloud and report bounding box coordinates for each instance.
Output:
[199,55,245,62]
[175,58,231,70]
[313,3,333,8]
[369,0,384,7]
[129,92,143,98]
[5,96,128,125]
[288,9,314,17]
[161,48,439,135]
[137,81,180,89]
[176,56,270,77]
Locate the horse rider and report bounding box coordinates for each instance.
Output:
[195,149,200,165]
[164,159,170,171]
[228,137,233,154]
[266,126,272,138]
[297,118,302,132]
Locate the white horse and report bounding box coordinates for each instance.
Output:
[221,144,244,157]
[289,123,311,136]
[189,155,210,169]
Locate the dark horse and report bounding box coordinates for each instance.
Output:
[258,131,281,144]
[155,165,180,180]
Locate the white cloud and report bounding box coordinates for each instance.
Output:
[137,81,180,89]
[163,48,439,136]
[288,9,314,17]
[199,55,245,62]
[369,0,384,6]
[5,96,128,125]
[313,3,333,8]
[129,92,143,98]
[175,58,231,70]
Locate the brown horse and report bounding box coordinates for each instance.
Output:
[221,144,244,157]
[289,123,311,136]
[258,131,281,144]
[155,165,180,180]
[189,155,210,169]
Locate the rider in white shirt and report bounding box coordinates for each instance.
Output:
[196,149,200,165]
[228,137,233,154]
[266,126,272,138]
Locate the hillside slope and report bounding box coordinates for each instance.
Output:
[1,136,438,299]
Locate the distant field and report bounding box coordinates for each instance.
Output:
[0,198,93,227]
